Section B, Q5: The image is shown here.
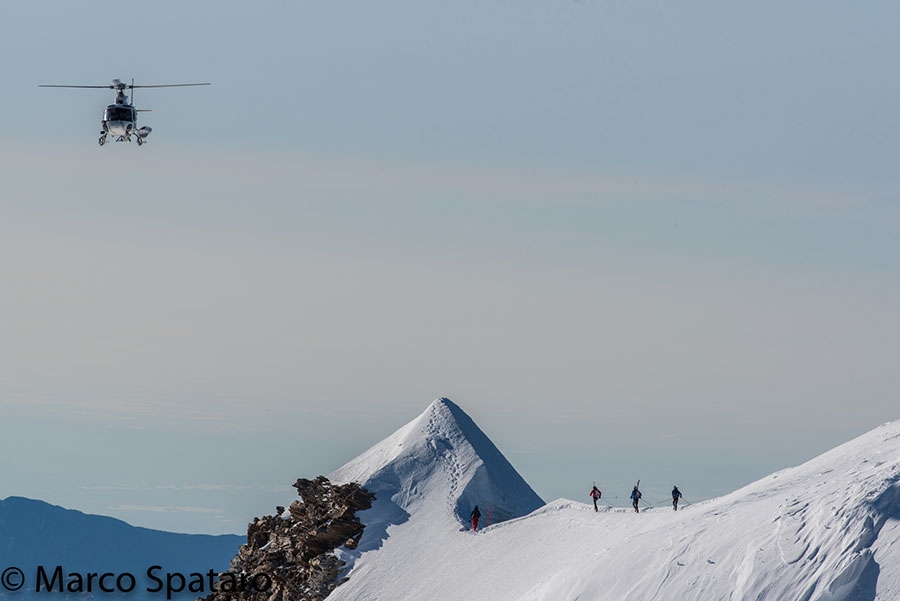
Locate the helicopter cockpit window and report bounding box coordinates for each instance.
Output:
[104,107,134,122]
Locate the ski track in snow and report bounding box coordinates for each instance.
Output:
[326,403,900,601]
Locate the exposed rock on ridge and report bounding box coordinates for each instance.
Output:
[203,476,375,601]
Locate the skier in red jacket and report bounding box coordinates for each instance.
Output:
[470,505,481,531]
[589,486,602,512]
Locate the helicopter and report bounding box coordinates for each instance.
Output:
[39,78,209,146]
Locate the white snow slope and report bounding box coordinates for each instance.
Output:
[328,399,900,601]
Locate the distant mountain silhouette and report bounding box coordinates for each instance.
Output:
[0,497,242,599]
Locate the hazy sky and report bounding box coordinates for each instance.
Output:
[1,1,898,533]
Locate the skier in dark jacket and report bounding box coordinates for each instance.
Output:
[470,505,481,531]
[672,486,683,511]
[589,485,602,512]
[630,486,642,513]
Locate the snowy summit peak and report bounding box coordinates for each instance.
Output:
[330,397,543,527]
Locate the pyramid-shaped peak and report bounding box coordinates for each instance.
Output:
[330,398,543,525]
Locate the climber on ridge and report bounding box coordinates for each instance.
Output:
[589,485,602,512]
[470,505,481,531]
[630,483,642,513]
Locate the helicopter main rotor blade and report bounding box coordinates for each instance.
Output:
[38,84,116,89]
[129,83,210,88]
[39,83,209,90]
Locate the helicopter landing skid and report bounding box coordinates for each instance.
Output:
[98,133,146,147]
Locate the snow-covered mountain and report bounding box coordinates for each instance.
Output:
[329,397,543,555]
[326,398,900,601]
[4,400,897,601]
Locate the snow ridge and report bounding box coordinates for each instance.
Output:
[325,403,900,601]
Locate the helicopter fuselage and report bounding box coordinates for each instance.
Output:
[103,104,135,135]
[100,103,151,145]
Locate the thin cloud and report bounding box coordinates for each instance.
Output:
[1,394,259,424]
[82,483,285,493]
[0,143,875,216]
[108,504,226,514]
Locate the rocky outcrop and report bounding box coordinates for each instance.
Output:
[203,476,375,601]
